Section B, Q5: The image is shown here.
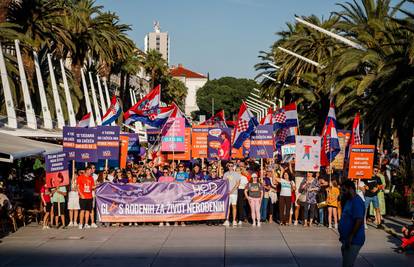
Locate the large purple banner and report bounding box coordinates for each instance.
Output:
[75,128,97,162]
[97,126,120,160]
[96,180,229,222]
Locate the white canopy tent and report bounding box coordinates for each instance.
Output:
[0,132,62,163]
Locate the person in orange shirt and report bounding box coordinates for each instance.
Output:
[326,180,340,229]
[77,166,95,229]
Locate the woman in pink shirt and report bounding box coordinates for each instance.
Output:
[158,169,175,183]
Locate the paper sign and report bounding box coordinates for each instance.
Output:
[161,118,185,152]
[295,135,321,172]
[62,127,76,160]
[281,144,296,163]
[192,126,209,158]
[331,130,351,170]
[249,125,274,159]
[208,128,231,160]
[348,144,375,179]
[45,152,69,188]
[75,128,97,162]
[97,126,120,160]
[166,128,191,160]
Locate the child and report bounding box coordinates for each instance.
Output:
[326,180,340,229]
[397,216,414,253]
[40,181,51,230]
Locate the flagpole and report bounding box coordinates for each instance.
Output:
[212,98,214,116]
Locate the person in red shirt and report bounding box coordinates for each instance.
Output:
[77,166,95,229]
[40,180,51,230]
[218,132,230,160]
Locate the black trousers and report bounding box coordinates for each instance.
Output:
[237,189,246,221]
[279,196,291,223]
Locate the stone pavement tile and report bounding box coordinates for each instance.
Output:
[152,246,224,267]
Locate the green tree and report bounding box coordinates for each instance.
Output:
[196,77,258,120]
[143,49,169,89]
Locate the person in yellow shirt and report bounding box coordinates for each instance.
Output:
[326,180,340,229]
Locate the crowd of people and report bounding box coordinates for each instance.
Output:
[36,156,399,232]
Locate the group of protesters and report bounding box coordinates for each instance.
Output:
[38,156,393,231]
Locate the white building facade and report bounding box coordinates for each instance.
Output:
[144,21,169,64]
[170,64,207,115]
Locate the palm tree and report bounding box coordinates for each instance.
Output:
[143,49,169,89]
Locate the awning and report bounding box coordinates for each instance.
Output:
[0,132,62,163]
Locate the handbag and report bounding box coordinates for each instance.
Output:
[298,192,307,203]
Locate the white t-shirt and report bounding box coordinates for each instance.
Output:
[223,171,241,195]
[280,179,294,197]
[356,180,365,201]
[92,173,98,182]
[238,175,249,189]
[107,174,114,182]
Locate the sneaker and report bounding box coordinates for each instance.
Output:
[238,221,243,226]
[257,221,261,227]
[78,224,83,230]
[294,221,298,226]
[84,224,91,229]
[90,223,98,228]
[165,222,170,226]
[159,222,164,227]
[181,222,186,227]
[73,222,78,227]
[232,221,237,227]
[334,224,338,229]
[252,222,256,227]
[134,223,138,226]
[128,223,132,226]
[42,225,48,230]
[174,222,179,227]
[68,222,74,227]
[223,220,230,227]
[328,224,332,229]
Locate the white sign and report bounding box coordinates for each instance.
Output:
[295,135,321,172]
[281,144,296,163]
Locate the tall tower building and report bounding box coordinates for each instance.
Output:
[144,21,169,63]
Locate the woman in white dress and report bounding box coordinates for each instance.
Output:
[68,171,81,227]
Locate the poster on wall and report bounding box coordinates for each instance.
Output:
[75,128,97,162]
[207,128,232,160]
[45,152,69,188]
[295,135,321,172]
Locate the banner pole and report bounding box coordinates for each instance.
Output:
[72,160,75,179]
[261,158,264,178]
[105,159,108,171]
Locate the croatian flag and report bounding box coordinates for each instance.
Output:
[124,85,160,125]
[284,103,298,127]
[260,108,273,125]
[233,102,259,149]
[273,108,286,130]
[351,113,361,145]
[201,110,227,127]
[275,127,296,145]
[101,96,121,125]
[171,103,191,127]
[321,101,340,166]
[133,105,176,128]
[77,113,91,128]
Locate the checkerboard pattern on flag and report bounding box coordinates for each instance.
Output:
[351,113,361,145]
[321,101,341,166]
[200,110,227,127]
[124,85,160,125]
[233,102,259,149]
[273,109,286,130]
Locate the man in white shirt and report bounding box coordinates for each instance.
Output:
[223,162,241,227]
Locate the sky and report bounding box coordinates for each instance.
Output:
[95,0,394,79]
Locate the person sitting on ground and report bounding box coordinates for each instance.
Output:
[397,216,414,253]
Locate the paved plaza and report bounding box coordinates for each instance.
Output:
[0,223,412,267]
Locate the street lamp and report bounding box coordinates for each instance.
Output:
[277,46,322,68]
[294,16,365,51]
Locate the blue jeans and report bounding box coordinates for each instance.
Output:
[319,208,325,225]
[365,195,379,210]
[260,197,269,221]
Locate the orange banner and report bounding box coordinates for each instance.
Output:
[348,144,375,179]
[191,126,209,158]
[119,135,129,169]
[165,128,191,160]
